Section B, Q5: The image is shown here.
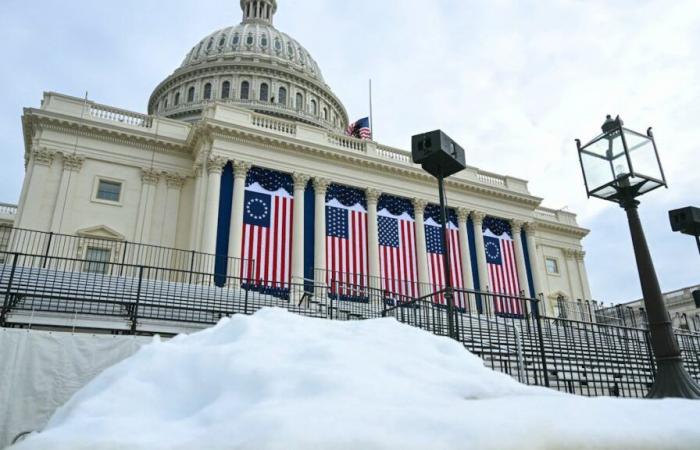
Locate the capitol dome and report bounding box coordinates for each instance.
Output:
[148,0,348,130]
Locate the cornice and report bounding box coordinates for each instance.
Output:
[197,119,543,209]
[22,110,190,160]
[535,219,590,239]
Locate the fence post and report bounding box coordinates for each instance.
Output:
[188,251,196,284]
[1,253,19,325]
[41,232,54,269]
[244,274,250,315]
[533,297,550,387]
[131,266,144,334]
[119,242,128,277]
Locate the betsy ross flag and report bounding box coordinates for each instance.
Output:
[425,214,466,309]
[240,168,294,293]
[326,184,368,301]
[346,117,372,140]
[483,217,522,316]
[378,196,418,300]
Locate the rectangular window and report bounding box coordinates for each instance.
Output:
[96,179,122,202]
[84,247,111,274]
[545,257,560,275]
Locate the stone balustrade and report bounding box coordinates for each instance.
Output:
[90,104,153,128]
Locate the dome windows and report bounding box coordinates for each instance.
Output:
[174,92,180,106]
[246,33,254,46]
[299,50,306,65]
[261,35,268,48]
[287,42,294,58]
[232,33,240,46]
[260,83,269,102]
[206,38,214,52]
[203,83,212,100]
[278,87,287,105]
[218,35,226,48]
[323,107,329,121]
[187,86,196,103]
[274,38,282,52]
[221,81,231,99]
[240,81,250,100]
[295,93,304,111]
[310,99,317,115]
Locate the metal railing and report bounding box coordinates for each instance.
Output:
[1,246,699,398]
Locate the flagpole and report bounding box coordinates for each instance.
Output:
[369,79,374,140]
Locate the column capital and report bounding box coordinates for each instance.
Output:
[62,154,85,172]
[165,173,187,189]
[563,248,578,259]
[366,188,381,204]
[471,210,487,224]
[233,160,251,178]
[207,155,228,175]
[313,177,331,196]
[193,163,204,178]
[32,147,56,167]
[510,219,524,234]
[141,168,160,186]
[292,173,310,190]
[575,250,586,261]
[412,198,428,215]
[523,222,539,233]
[457,207,471,224]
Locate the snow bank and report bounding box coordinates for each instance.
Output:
[13,308,700,450]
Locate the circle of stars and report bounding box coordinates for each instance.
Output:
[246,198,269,220]
[485,241,500,259]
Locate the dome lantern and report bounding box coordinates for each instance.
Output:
[241,0,277,25]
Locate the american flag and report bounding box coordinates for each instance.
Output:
[240,168,294,294]
[378,195,418,300]
[346,117,372,140]
[326,184,368,301]
[424,208,466,309]
[483,217,522,316]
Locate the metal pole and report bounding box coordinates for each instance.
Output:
[437,175,456,339]
[696,235,700,256]
[621,193,700,398]
[131,266,144,334]
[1,253,19,326]
[42,232,54,269]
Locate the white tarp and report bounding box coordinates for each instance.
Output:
[0,328,150,448]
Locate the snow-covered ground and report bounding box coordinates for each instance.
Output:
[12,308,700,450]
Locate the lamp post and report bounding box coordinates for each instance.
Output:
[576,115,700,399]
[412,130,467,340]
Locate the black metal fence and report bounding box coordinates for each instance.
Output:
[2,240,700,398]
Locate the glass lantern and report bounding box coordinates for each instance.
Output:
[576,115,667,202]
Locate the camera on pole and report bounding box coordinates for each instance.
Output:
[669,206,700,256]
[412,130,467,340]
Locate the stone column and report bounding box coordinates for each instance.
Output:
[471,211,489,292]
[366,189,381,291]
[413,198,430,296]
[313,178,330,286]
[200,156,227,256]
[189,164,205,251]
[135,169,160,244]
[524,223,544,298]
[162,174,186,248]
[575,250,592,301]
[228,161,251,277]
[291,173,310,288]
[510,220,531,297]
[50,153,85,233]
[16,147,55,231]
[456,208,474,291]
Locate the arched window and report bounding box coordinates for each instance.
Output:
[203,83,212,100]
[174,92,180,106]
[296,93,304,111]
[323,107,328,121]
[278,87,287,105]
[221,81,231,99]
[310,99,317,115]
[240,81,250,100]
[260,83,269,102]
[187,86,195,103]
[164,98,168,109]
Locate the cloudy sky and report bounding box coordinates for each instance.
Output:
[0,0,698,303]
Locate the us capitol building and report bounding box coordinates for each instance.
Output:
[9,0,591,316]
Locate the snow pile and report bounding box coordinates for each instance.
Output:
[14,308,700,450]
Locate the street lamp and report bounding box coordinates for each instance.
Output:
[576,115,700,399]
[412,130,466,340]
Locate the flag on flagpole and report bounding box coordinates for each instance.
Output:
[346,117,372,140]
[240,168,294,296]
[325,184,368,302]
[483,217,522,316]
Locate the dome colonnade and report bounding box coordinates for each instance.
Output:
[148,0,348,130]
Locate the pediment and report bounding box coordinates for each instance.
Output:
[76,225,125,241]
